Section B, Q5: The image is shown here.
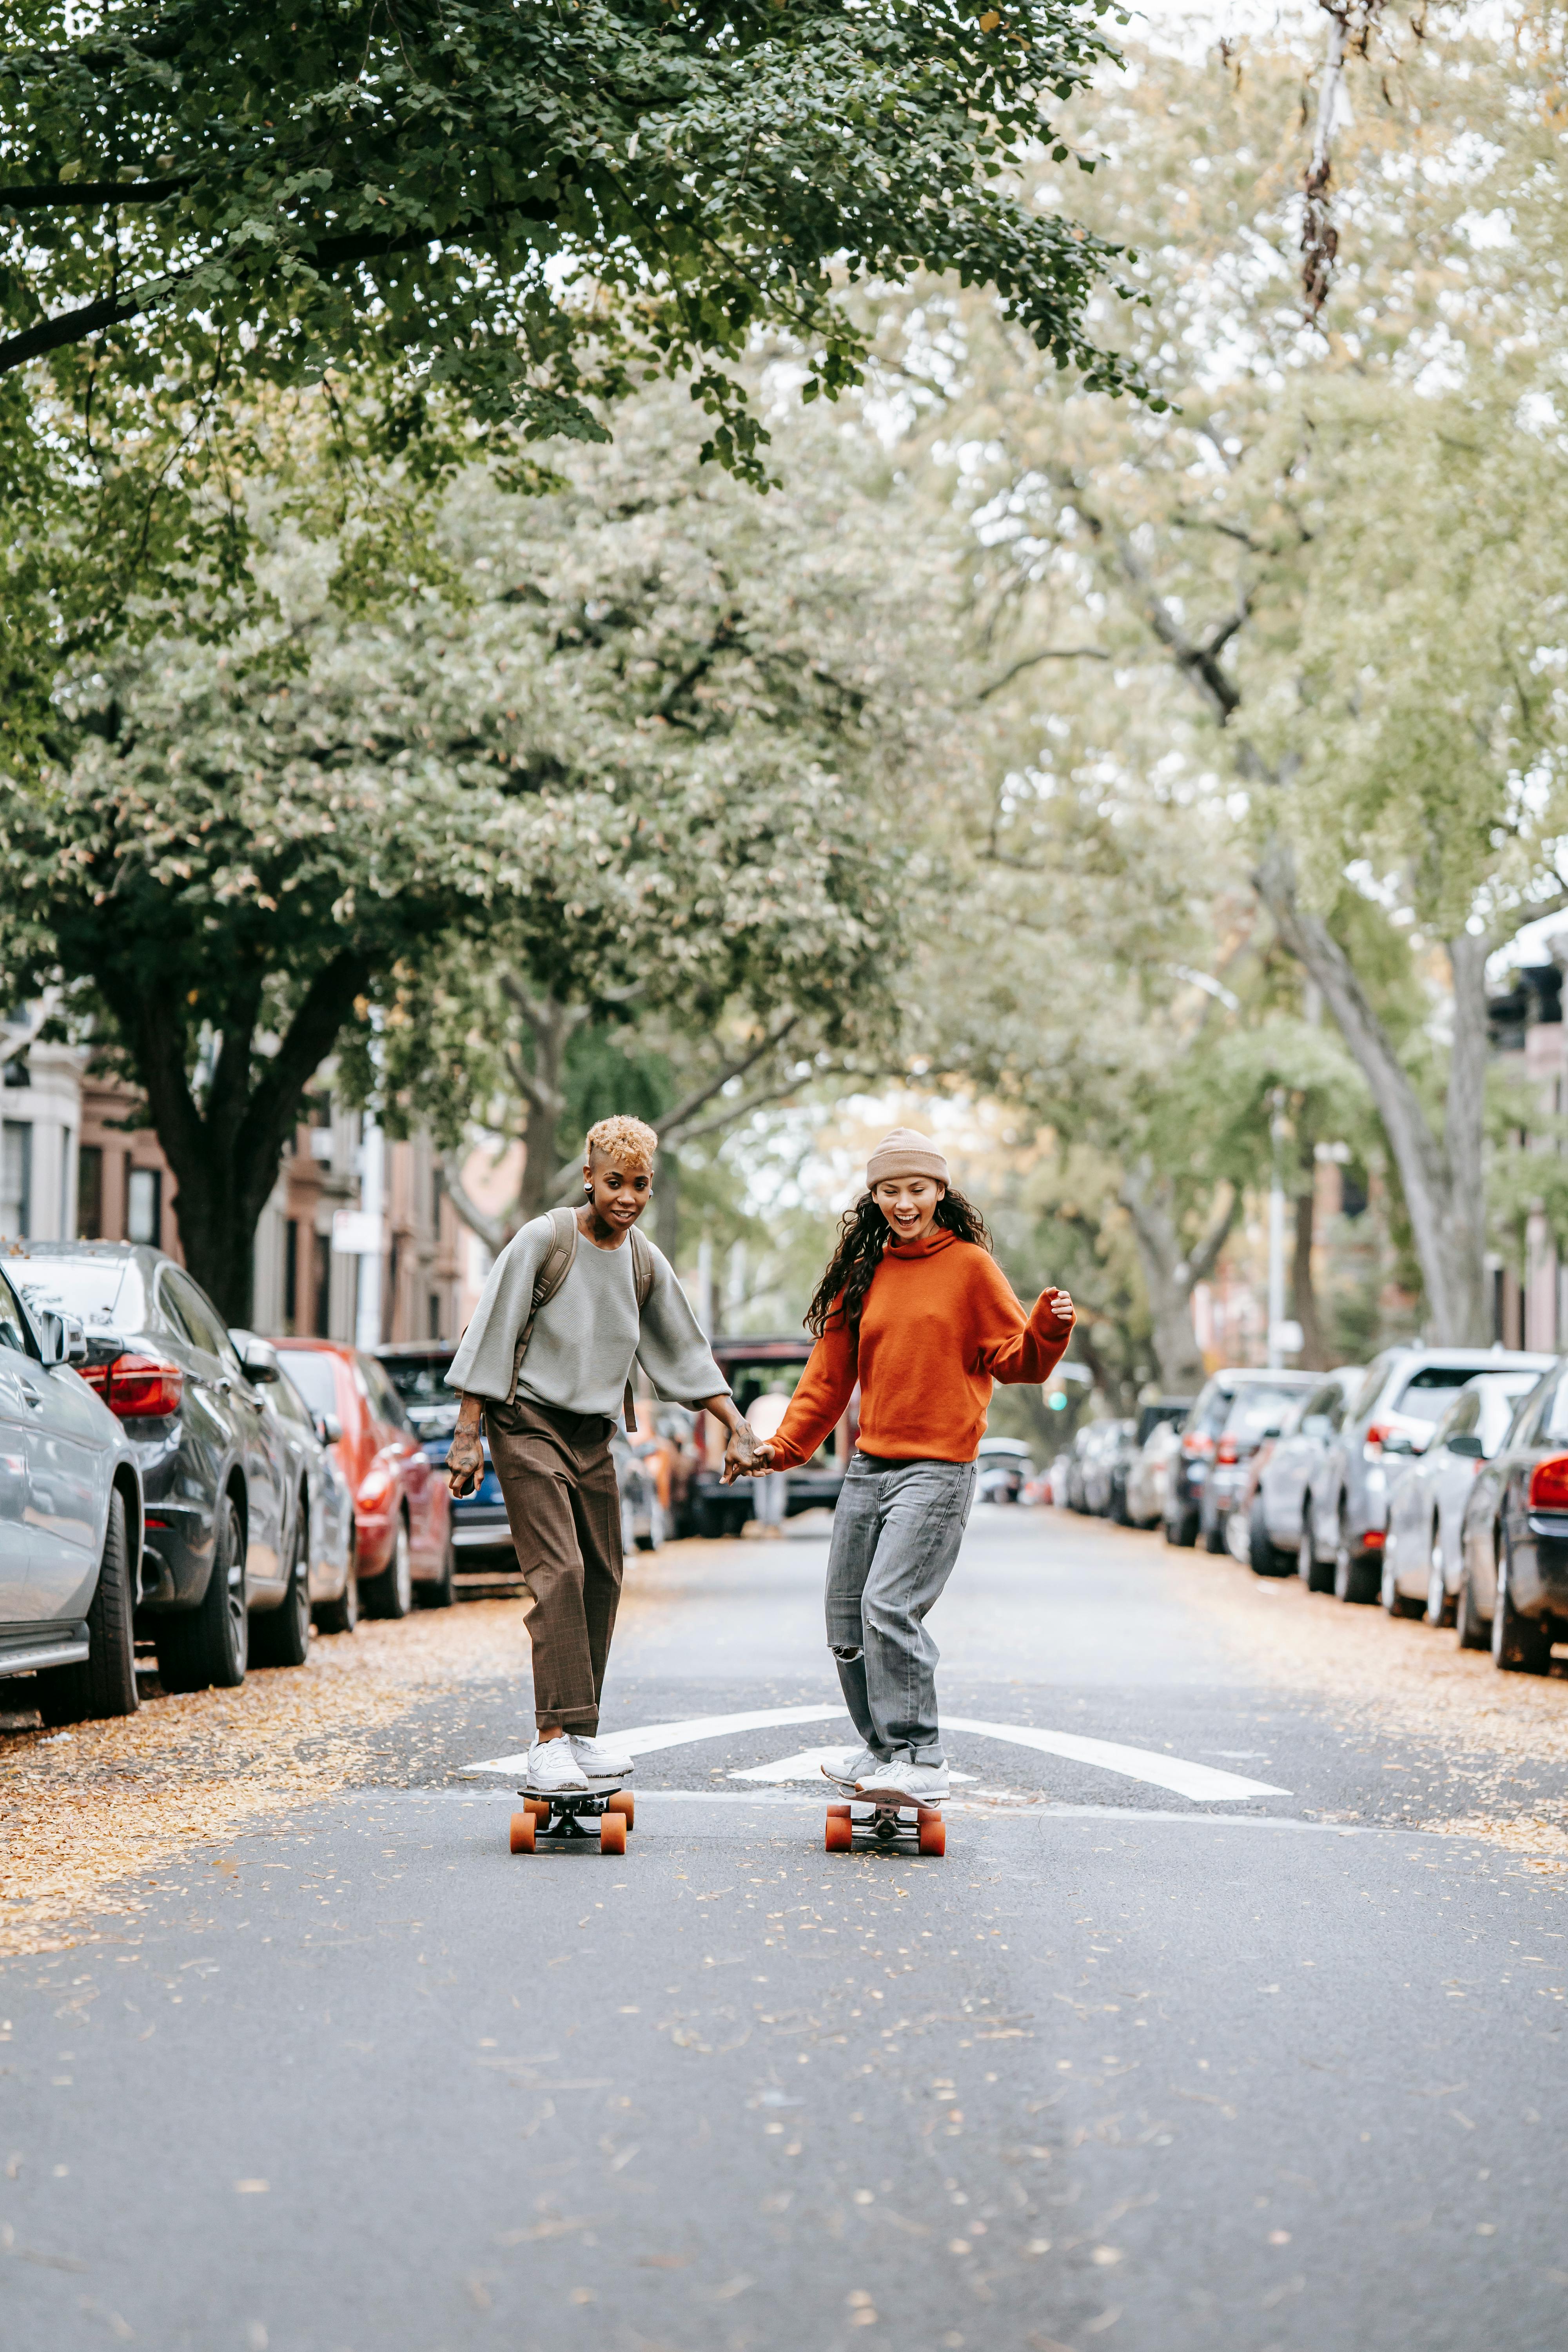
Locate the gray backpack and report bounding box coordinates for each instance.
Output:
[510,1205,656,1431]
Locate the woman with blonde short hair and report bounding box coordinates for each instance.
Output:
[446,1115,757,1793]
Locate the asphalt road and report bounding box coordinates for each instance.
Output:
[4,1505,1567,2352]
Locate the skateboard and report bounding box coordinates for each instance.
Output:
[508,1780,635,1857]
[824,1790,945,1857]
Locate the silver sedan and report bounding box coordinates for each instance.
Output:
[1381,1369,1548,1623]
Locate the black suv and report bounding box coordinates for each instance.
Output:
[13,1244,299,1691]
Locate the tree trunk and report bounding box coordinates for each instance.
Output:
[506,986,589,1223]
[1256,840,1490,1343]
[118,952,368,1328]
[1291,1136,1331,1371]
[1119,1162,1234,1393]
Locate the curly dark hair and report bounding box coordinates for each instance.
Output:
[804,1187,992,1339]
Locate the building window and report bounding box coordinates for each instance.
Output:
[1,1121,31,1238]
[314,1233,331,1338]
[126,1165,161,1246]
[78,1142,103,1239]
[283,1220,299,1331]
[428,1290,442,1340]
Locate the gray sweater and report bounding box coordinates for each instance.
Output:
[447,1214,728,1417]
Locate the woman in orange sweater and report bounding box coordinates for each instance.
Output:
[742,1127,1074,1806]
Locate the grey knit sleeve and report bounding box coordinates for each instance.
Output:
[635,1245,730,1406]
[445,1217,553,1402]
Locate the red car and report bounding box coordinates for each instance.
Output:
[274,1341,452,1617]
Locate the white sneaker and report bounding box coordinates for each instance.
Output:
[855,1759,949,1804]
[568,1733,633,1780]
[528,1737,590,1794]
[823,1746,882,1788]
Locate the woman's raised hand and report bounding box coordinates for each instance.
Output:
[1044,1287,1074,1329]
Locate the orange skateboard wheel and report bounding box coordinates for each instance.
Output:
[917,1813,946,1858]
[607,1790,635,1831]
[599,1809,627,1856]
[510,1811,537,1855]
[825,1813,854,1853]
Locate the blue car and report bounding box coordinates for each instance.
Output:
[374,1345,514,1568]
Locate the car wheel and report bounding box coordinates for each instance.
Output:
[1298,1515,1332,1594]
[1380,1545,1422,1619]
[1248,1497,1285,1577]
[1424,1527,1455,1628]
[1490,1546,1552,1674]
[365,1516,413,1619]
[157,1494,247,1691]
[1333,1506,1378,1605]
[314,1559,359,1637]
[1455,1563,1490,1651]
[35,1490,139,1726]
[418,1528,456,1610]
[1165,1511,1197,1549]
[1202,1504,1226,1555]
[252,1509,312,1669]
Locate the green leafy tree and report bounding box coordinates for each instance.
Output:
[0,0,1145,759]
[0,388,908,1318]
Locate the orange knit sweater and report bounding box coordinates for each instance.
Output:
[767,1229,1074,1470]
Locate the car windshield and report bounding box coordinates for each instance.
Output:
[11,1252,147,1331]
[1225,1387,1305,1439]
[281,1350,341,1419]
[1395,1365,1494,1423]
[1475,1375,1543,1454]
[380,1353,461,1436]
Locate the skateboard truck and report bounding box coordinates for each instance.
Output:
[509,1785,634,1857]
[825,1795,945,1857]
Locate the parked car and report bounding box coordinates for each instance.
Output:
[1241,1367,1366,1577]
[12,1242,297,1691]
[1081,1420,1134,1518]
[1165,1369,1311,1550]
[1303,1345,1552,1603]
[1112,1400,1192,1526]
[1455,1353,1568,1670]
[1124,1416,1185,1528]
[232,1332,358,1635]
[1197,1374,1318,1552]
[376,1342,513,1571]
[1383,1368,1551,1624]
[0,1256,145,1725]
[686,1338,850,1537]
[613,1432,664,1550]
[278,1341,452,1612]
[976,1436,1035,1504]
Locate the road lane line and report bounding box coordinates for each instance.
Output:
[463,1704,1289,1800]
[728,1746,978,1785]
[941,1716,1289,1801]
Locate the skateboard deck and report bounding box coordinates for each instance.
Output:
[825,1795,945,1857]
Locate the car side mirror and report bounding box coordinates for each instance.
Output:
[1446,1432,1485,1459]
[240,1347,280,1383]
[1381,1432,1416,1456]
[36,1308,85,1367]
[315,1412,342,1445]
[1262,1423,1283,1440]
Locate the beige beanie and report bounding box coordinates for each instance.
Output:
[866,1126,949,1189]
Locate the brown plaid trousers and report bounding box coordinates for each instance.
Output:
[483,1392,623,1733]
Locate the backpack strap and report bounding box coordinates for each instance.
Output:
[622,1226,657,1434]
[506,1205,579,1405]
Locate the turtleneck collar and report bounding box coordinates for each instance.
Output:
[885,1227,959,1260]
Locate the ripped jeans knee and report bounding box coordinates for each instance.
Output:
[830,1643,863,1663]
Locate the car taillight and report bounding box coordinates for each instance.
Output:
[1364,1422,1390,1460]
[1530,1455,1568,1510]
[358,1463,396,1511]
[82,1354,184,1418]
[1215,1436,1239,1466]
[1181,1432,1214,1460]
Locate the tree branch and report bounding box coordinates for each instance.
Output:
[976,645,1111,702]
[540,1014,801,1200]
[440,1152,513,1258]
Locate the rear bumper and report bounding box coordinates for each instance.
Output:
[1504,1517,1568,1617]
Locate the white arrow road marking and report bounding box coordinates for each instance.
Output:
[463,1704,1289,1802]
[941,1716,1289,1802]
[728,1746,979,1786]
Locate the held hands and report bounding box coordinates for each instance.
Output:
[445,1424,485,1500]
[1043,1286,1074,1333]
[720,1421,771,1485]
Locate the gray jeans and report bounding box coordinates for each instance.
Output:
[826,1453,977,1768]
